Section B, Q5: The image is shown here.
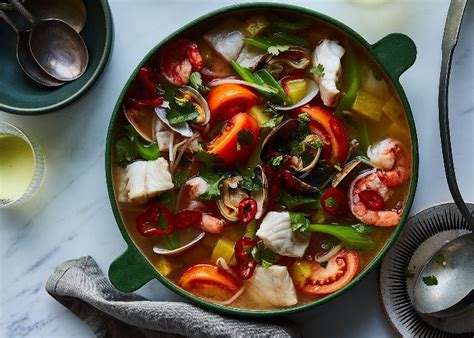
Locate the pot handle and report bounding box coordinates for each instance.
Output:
[371,33,417,79]
[109,246,155,292]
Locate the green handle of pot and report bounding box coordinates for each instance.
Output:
[109,246,155,292]
[372,33,417,79]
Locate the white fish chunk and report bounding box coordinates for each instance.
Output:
[204,20,245,62]
[256,211,310,258]
[125,157,174,204]
[114,167,129,203]
[246,265,298,307]
[312,39,345,107]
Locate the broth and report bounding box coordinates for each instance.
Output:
[111,9,412,311]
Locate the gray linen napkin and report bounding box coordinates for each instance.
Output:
[45,256,300,337]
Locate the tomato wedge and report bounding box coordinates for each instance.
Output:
[298,105,349,166]
[179,263,242,300]
[207,84,258,122]
[207,112,259,166]
[292,249,359,295]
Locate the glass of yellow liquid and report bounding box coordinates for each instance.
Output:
[0,121,45,208]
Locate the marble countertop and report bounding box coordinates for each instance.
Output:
[1,0,473,336]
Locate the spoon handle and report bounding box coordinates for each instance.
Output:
[0,9,19,33]
[438,0,474,229]
[9,0,35,26]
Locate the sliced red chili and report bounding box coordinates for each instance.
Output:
[175,210,202,229]
[238,198,258,224]
[234,237,258,280]
[359,189,385,210]
[320,187,349,217]
[136,203,174,237]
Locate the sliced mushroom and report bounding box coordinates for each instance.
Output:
[216,175,248,221]
[264,46,311,76]
[123,105,156,143]
[250,165,269,220]
[176,86,210,125]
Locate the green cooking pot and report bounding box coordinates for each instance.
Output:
[105,2,418,316]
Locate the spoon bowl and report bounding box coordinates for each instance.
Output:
[413,233,474,318]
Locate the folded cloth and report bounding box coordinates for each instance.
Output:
[45,256,300,338]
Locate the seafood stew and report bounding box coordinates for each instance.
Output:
[110,9,413,311]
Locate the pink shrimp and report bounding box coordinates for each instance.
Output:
[160,39,203,86]
[367,138,410,188]
[349,170,402,227]
[181,177,225,235]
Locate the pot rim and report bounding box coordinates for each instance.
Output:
[105,2,419,317]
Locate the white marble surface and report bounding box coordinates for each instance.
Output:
[1,0,473,336]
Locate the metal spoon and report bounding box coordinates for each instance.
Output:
[10,0,89,81]
[413,0,474,319]
[24,0,87,33]
[0,10,64,86]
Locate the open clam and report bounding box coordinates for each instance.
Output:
[176,86,210,125]
[153,231,206,256]
[332,156,373,189]
[155,107,193,138]
[123,105,156,142]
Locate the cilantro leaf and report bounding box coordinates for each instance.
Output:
[251,242,280,268]
[289,212,310,232]
[267,45,290,56]
[269,155,284,168]
[422,275,438,286]
[167,102,199,125]
[237,129,254,150]
[278,191,320,209]
[260,115,284,128]
[115,137,136,163]
[174,171,187,189]
[239,173,263,192]
[189,72,210,95]
[116,125,160,163]
[199,167,225,201]
[264,106,276,114]
[435,254,447,267]
[310,64,325,77]
[196,144,223,168]
[306,138,324,149]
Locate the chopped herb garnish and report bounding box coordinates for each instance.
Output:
[422,275,438,286]
[167,102,199,125]
[306,139,324,149]
[288,140,303,156]
[320,261,328,269]
[310,64,325,77]
[264,106,276,114]
[251,241,280,268]
[435,254,447,267]
[189,71,210,94]
[405,268,415,279]
[239,172,263,192]
[267,45,290,56]
[173,171,187,189]
[115,137,136,163]
[289,212,310,232]
[278,191,320,209]
[199,167,225,201]
[324,196,336,208]
[237,129,254,150]
[269,155,284,168]
[174,97,188,106]
[260,115,284,128]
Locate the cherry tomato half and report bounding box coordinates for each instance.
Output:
[206,112,259,166]
[298,105,349,166]
[292,249,359,295]
[179,263,242,300]
[358,189,385,210]
[238,198,258,224]
[320,187,349,217]
[207,84,258,123]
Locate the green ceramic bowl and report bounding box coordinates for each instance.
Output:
[106,3,419,317]
[0,0,113,115]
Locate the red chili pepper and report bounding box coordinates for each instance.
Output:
[234,237,258,280]
[136,202,174,237]
[139,67,160,97]
[238,198,258,224]
[175,210,202,229]
[127,98,164,108]
[320,187,349,217]
[359,189,385,210]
